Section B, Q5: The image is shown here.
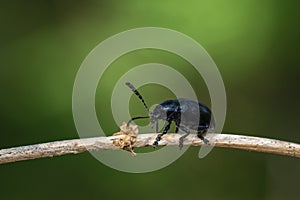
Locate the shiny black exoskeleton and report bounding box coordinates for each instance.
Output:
[126,82,214,149]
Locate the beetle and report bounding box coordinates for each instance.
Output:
[126,82,214,149]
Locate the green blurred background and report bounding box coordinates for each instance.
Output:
[0,0,299,199]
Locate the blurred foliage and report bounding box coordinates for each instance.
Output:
[0,0,299,200]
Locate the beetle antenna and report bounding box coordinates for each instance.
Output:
[125,82,149,111]
[127,116,150,126]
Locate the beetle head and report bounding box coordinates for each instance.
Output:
[150,104,167,123]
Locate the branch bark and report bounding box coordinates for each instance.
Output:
[0,133,299,164]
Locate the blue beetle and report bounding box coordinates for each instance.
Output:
[126,82,214,148]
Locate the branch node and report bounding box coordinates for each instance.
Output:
[111,122,139,156]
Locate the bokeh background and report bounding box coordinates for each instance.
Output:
[1,0,299,199]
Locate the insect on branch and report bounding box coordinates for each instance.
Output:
[0,122,299,165]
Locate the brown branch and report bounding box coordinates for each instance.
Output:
[0,133,299,164]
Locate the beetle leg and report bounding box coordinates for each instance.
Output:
[175,114,181,134]
[175,122,179,133]
[153,121,171,147]
[178,126,190,150]
[197,126,210,144]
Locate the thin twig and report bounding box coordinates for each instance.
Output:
[0,133,299,164]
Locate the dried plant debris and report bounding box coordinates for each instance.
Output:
[111,122,139,156]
